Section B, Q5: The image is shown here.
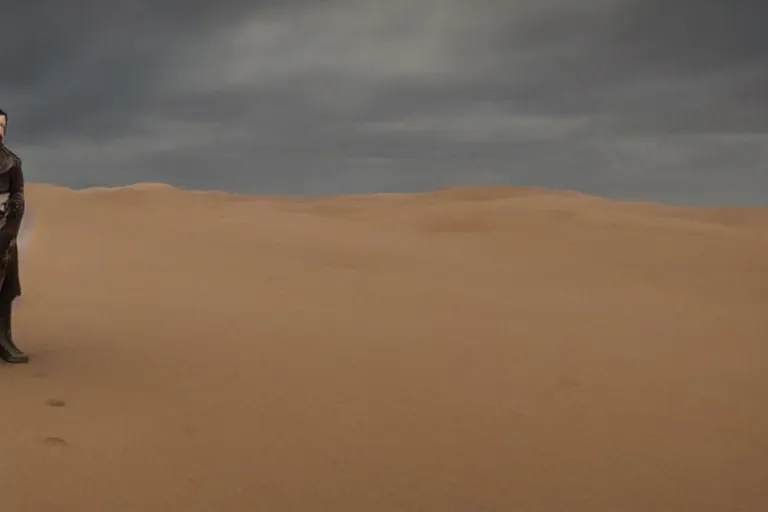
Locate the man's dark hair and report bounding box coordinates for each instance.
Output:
[0,109,6,120]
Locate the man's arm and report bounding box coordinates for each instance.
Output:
[0,162,25,249]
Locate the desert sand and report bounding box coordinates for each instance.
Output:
[1,182,766,511]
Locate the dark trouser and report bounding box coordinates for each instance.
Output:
[0,242,21,304]
[0,242,27,363]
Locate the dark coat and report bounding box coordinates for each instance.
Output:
[0,143,24,303]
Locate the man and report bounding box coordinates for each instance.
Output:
[0,109,29,363]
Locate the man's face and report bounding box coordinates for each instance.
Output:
[0,115,6,142]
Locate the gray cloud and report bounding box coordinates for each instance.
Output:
[2,0,766,204]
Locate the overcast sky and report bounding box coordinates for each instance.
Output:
[2,0,765,204]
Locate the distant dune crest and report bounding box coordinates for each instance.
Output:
[21,181,768,232]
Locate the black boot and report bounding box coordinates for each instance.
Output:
[0,300,28,364]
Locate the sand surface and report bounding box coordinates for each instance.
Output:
[1,182,767,511]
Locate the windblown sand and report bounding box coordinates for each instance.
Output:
[2,182,767,511]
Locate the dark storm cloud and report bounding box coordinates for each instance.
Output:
[1,0,766,204]
[3,0,290,140]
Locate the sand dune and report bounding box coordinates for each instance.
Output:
[2,182,767,511]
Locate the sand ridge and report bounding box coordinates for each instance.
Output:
[2,182,767,511]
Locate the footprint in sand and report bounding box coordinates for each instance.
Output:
[42,436,68,448]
